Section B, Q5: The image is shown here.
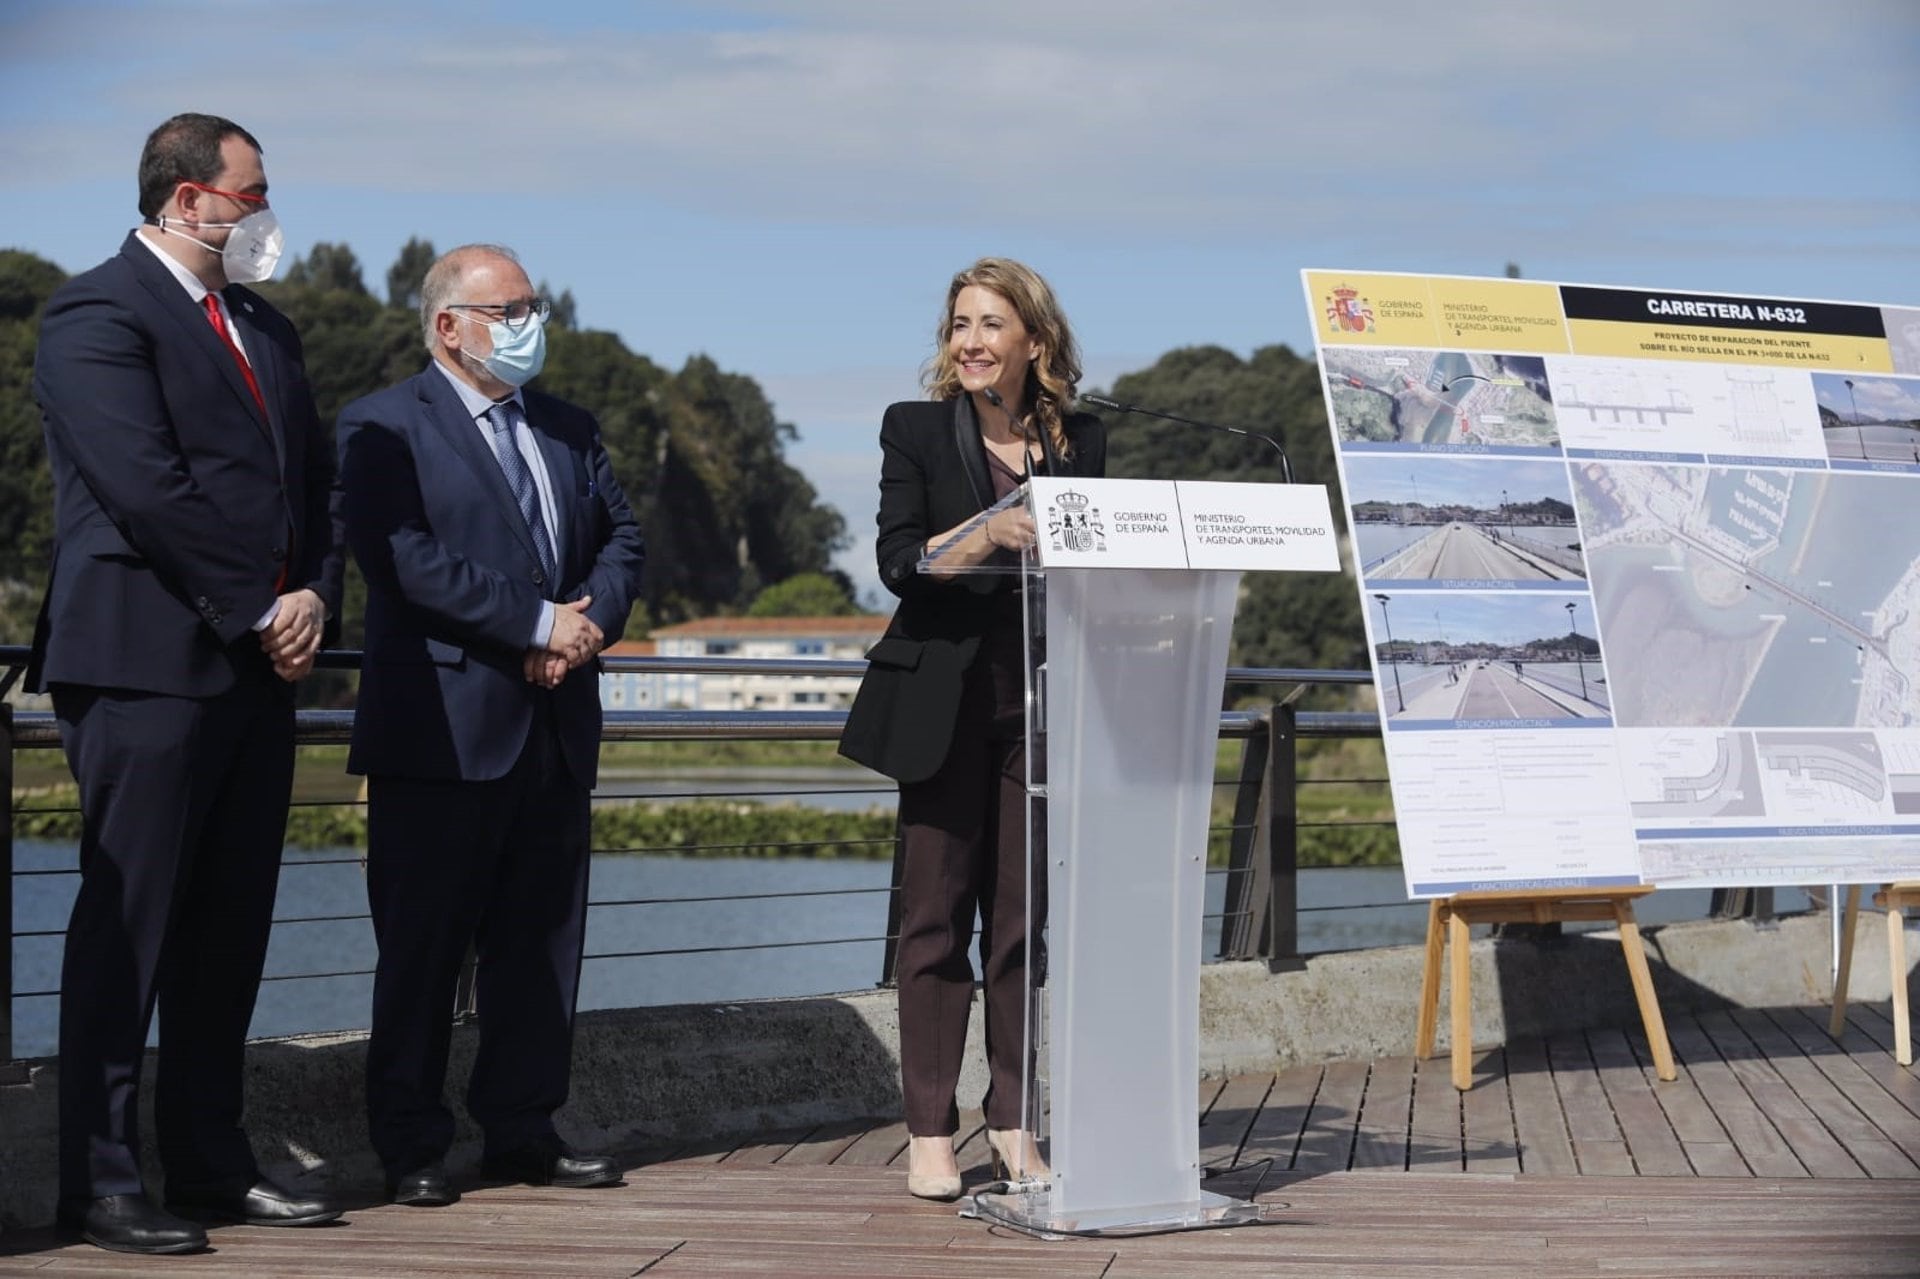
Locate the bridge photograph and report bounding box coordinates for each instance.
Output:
[1815,372,1920,468]
[1371,592,1610,724]
[1350,455,1586,589]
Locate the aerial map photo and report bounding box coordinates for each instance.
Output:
[1323,348,1559,451]
[1571,463,1920,728]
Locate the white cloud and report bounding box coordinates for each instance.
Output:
[5,0,1914,251]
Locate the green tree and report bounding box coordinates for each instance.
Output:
[385,236,436,311]
[282,242,369,295]
[0,249,67,602]
[1096,343,1365,697]
[748,571,863,618]
[0,241,883,650]
[537,281,577,330]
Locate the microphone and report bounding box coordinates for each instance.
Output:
[1079,392,1294,484]
[983,387,1063,476]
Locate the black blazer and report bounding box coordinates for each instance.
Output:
[837,396,1105,783]
[338,365,647,786]
[30,232,343,695]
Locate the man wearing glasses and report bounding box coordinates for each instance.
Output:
[31,113,344,1254]
[337,244,645,1208]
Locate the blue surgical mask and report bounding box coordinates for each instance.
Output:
[457,311,547,386]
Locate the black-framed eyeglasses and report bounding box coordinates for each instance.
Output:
[446,298,551,332]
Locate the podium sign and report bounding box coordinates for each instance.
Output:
[937,477,1337,1236]
[1176,480,1341,573]
[1026,477,1340,573]
[1029,477,1190,569]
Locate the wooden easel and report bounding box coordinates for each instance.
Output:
[1415,886,1678,1090]
[1828,882,1919,1065]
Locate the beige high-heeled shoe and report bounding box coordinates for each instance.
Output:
[985,1128,1049,1182]
[906,1135,962,1201]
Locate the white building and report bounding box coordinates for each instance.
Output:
[603,616,888,711]
[596,639,661,709]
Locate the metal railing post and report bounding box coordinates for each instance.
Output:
[1216,723,1272,960]
[878,814,906,986]
[1,698,20,1084]
[1264,703,1300,969]
[1708,887,1775,924]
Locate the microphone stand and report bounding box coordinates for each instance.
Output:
[1079,393,1294,484]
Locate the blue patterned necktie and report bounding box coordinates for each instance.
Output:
[484,400,557,582]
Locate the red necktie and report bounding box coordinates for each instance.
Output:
[205,294,286,591]
[204,293,267,417]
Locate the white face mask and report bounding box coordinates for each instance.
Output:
[158,206,285,284]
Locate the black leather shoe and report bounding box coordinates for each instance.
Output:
[168,1174,342,1226]
[56,1194,208,1255]
[480,1139,620,1189]
[387,1163,459,1207]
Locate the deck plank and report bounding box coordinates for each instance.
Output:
[1546,1030,1635,1176]
[1831,1004,1920,1124]
[1587,1027,1690,1176]
[720,1125,809,1164]
[1667,1014,1806,1177]
[776,1118,872,1167]
[1290,1058,1368,1175]
[6,1008,1920,1275]
[1407,1053,1462,1171]
[1348,1054,1414,1170]
[1233,1061,1319,1174]
[1771,1008,1920,1172]
[834,1119,911,1167]
[1460,1047,1520,1173]
[1505,1035,1578,1175]
[1696,1010,1863,1179]
[1732,1008,1919,1179]
[1195,1073,1272,1172]
[9,1165,1920,1278]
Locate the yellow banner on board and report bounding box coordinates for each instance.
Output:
[1565,319,1892,370]
[1303,272,1442,348]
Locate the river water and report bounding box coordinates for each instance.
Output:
[9,840,1786,1060]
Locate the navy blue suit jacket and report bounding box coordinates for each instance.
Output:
[338,365,646,786]
[30,231,343,695]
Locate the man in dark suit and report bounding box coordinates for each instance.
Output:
[30,113,345,1254]
[338,244,645,1208]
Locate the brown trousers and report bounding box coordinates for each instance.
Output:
[894,617,1042,1135]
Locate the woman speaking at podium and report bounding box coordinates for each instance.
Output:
[839,258,1106,1200]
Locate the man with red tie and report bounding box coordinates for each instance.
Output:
[30,113,344,1254]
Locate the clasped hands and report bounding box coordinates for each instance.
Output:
[523,596,602,689]
[261,588,326,681]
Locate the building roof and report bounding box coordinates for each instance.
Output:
[601,639,658,656]
[650,616,889,639]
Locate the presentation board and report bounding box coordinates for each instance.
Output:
[1302,269,1920,896]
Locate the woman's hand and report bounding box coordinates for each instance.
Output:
[984,508,1038,553]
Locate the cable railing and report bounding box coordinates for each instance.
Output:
[2,645,1392,1079]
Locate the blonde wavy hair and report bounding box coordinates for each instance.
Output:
[923,257,1083,460]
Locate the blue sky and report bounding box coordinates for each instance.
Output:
[1343,456,1575,509]
[5,0,1918,603]
[1372,592,1594,646]
[1812,373,1920,422]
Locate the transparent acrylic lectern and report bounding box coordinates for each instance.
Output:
[918,483,1262,1238]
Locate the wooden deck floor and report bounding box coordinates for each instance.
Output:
[6,1003,1920,1276]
